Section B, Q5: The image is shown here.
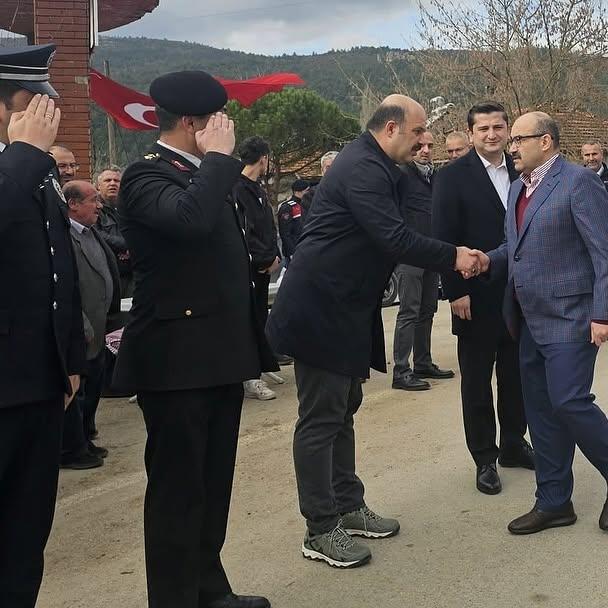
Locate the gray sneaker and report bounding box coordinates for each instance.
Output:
[341,505,400,538]
[302,521,371,568]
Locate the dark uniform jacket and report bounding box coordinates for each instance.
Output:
[113,143,278,392]
[0,142,85,408]
[432,149,518,336]
[300,181,319,226]
[70,225,121,359]
[266,131,457,379]
[277,195,303,260]
[399,162,434,237]
[232,175,280,272]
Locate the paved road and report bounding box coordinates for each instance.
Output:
[39,303,608,608]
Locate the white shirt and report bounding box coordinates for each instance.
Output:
[156,140,201,168]
[598,165,605,178]
[69,218,87,234]
[477,152,510,209]
[0,141,6,153]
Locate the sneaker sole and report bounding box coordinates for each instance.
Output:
[344,526,400,539]
[301,544,371,568]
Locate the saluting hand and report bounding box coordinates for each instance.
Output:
[8,94,61,153]
[195,112,235,156]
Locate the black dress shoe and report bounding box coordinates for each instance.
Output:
[476,463,502,495]
[392,376,431,391]
[508,503,577,535]
[88,441,108,459]
[498,440,535,470]
[599,498,608,531]
[60,450,103,470]
[413,364,455,379]
[207,593,270,608]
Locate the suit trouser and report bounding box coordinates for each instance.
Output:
[519,321,608,511]
[62,349,106,455]
[138,385,243,608]
[253,272,270,328]
[392,264,438,380]
[457,323,527,466]
[0,398,64,608]
[293,361,365,535]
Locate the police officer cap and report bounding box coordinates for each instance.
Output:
[0,43,58,98]
[292,179,309,192]
[150,70,228,116]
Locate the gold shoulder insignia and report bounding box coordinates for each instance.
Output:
[144,153,160,160]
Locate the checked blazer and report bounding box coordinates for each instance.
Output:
[488,155,608,344]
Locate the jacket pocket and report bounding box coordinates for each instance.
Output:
[553,278,593,298]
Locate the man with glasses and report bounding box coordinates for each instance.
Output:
[49,144,79,185]
[445,131,470,162]
[476,111,608,535]
[433,101,534,496]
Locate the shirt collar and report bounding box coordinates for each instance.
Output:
[0,141,6,153]
[156,140,202,168]
[598,164,606,177]
[520,153,560,189]
[69,218,88,234]
[477,151,506,170]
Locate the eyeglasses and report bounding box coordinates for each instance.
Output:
[57,163,79,171]
[507,133,547,147]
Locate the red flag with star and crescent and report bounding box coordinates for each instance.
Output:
[89,68,305,131]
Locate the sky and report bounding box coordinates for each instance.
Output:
[110,0,421,56]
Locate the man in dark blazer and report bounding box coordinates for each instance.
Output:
[433,102,534,496]
[0,45,85,608]
[62,180,121,469]
[266,94,482,569]
[114,71,275,608]
[480,112,608,535]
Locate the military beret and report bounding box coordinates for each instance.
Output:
[292,179,310,192]
[149,70,228,116]
[0,43,58,98]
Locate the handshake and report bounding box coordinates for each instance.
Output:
[455,247,490,279]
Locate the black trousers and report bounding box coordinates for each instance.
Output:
[0,398,64,608]
[457,324,527,466]
[62,349,106,454]
[253,272,270,327]
[138,384,244,608]
[293,360,365,535]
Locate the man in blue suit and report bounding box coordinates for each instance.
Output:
[478,111,608,534]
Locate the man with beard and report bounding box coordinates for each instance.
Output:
[49,144,78,185]
[581,140,608,190]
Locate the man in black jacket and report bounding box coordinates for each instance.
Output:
[581,140,608,190]
[267,94,483,569]
[0,45,85,608]
[277,178,309,265]
[114,71,275,608]
[432,102,534,496]
[392,130,454,391]
[233,136,280,401]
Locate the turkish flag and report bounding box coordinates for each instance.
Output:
[89,69,305,131]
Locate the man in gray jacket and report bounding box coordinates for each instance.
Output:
[62,180,121,469]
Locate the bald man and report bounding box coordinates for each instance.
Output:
[478,111,608,535]
[267,94,483,568]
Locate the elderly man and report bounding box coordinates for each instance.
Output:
[267,94,482,568]
[61,180,121,470]
[95,166,133,297]
[0,44,85,608]
[478,112,608,535]
[581,140,608,190]
[392,130,454,392]
[49,144,78,185]
[445,131,470,162]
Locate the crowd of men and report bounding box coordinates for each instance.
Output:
[1,41,608,608]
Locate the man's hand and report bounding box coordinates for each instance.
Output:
[591,322,608,347]
[451,295,472,321]
[8,94,61,152]
[195,112,235,156]
[64,375,80,410]
[264,256,281,275]
[455,247,490,279]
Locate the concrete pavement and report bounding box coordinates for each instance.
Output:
[39,302,608,608]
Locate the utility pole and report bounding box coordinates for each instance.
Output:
[104,59,117,166]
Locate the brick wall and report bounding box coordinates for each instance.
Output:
[34,0,91,179]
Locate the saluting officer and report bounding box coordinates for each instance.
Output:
[0,45,85,608]
[114,71,276,608]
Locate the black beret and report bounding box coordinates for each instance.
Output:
[149,70,228,116]
[292,179,310,192]
[0,43,58,98]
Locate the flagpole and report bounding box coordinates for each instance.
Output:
[103,59,117,166]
